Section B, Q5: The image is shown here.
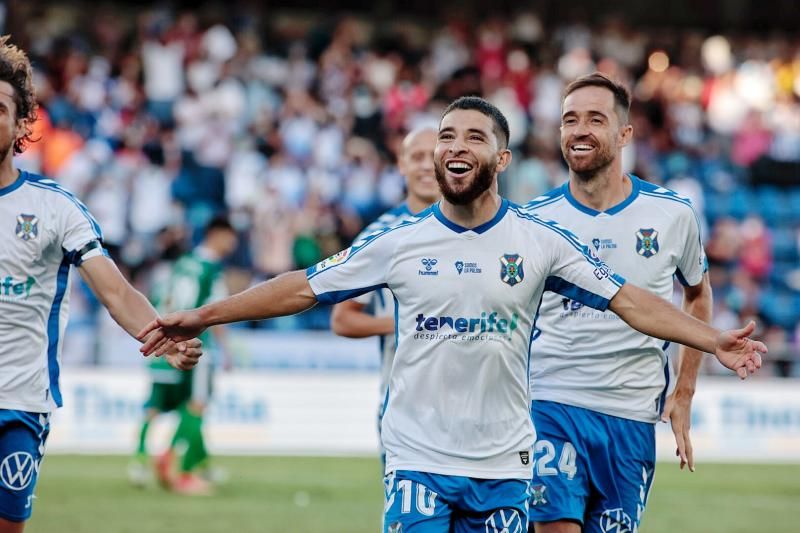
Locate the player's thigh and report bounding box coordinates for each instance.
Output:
[0,411,50,524]
[384,471,452,532]
[529,402,589,524]
[150,381,197,413]
[583,418,655,533]
[0,517,24,533]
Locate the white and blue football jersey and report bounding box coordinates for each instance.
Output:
[351,203,413,401]
[0,171,104,412]
[307,199,625,479]
[525,175,707,423]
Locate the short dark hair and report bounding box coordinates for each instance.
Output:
[441,96,510,149]
[563,72,631,123]
[0,35,37,153]
[205,214,235,236]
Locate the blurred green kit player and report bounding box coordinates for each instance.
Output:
[132,216,238,495]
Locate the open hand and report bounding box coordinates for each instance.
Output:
[661,389,694,471]
[715,321,767,379]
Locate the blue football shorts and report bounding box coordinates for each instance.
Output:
[0,409,50,522]
[384,470,530,532]
[528,400,655,533]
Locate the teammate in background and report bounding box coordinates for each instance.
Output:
[128,226,186,487]
[525,72,713,533]
[0,36,201,532]
[131,216,238,495]
[138,96,765,532]
[330,127,439,462]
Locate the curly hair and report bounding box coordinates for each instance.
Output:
[0,35,37,154]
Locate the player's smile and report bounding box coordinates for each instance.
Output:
[444,158,475,180]
[568,139,598,156]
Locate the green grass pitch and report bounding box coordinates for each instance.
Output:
[27,456,800,532]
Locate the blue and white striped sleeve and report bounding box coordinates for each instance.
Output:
[306,229,396,305]
[539,219,626,311]
[57,192,105,265]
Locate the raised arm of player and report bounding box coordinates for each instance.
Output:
[137,270,317,355]
[609,282,764,379]
[77,255,202,370]
[661,274,712,472]
[331,300,395,338]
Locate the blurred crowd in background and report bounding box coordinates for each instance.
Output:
[5,2,799,375]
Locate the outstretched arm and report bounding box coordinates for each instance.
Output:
[661,274,713,472]
[608,282,765,378]
[331,300,394,338]
[138,270,317,354]
[77,255,202,370]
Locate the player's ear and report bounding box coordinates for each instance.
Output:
[618,123,633,148]
[496,149,512,173]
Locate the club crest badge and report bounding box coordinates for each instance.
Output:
[15,214,39,241]
[500,254,524,286]
[635,228,659,258]
[530,484,548,506]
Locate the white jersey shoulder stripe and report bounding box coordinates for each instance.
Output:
[638,190,694,209]
[307,209,434,280]
[509,206,621,286]
[637,180,695,207]
[354,203,412,243]
[638,185,705,254]
[523,190,566,212]
[24,178,103,241]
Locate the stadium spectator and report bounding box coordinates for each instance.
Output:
[5,4,797,369]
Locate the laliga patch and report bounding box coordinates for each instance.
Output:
[313,248,351,273]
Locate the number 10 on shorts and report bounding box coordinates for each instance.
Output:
[533,440,577,480]
[385,474,438,516]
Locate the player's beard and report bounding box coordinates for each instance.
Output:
[434,157,495,206]
[562,135,615,180]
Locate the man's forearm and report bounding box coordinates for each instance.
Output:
[78,256,160,340]
[104,285,160,339]
[339,315,394,337]
[198,270,317,327]
[332,301,395,338]
[609,283,718,354]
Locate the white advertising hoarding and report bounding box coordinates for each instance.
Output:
[47,370,800,462]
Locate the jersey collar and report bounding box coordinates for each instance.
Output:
[432,198,509,234]
[562,174,641,217]
[0,170,27,197]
